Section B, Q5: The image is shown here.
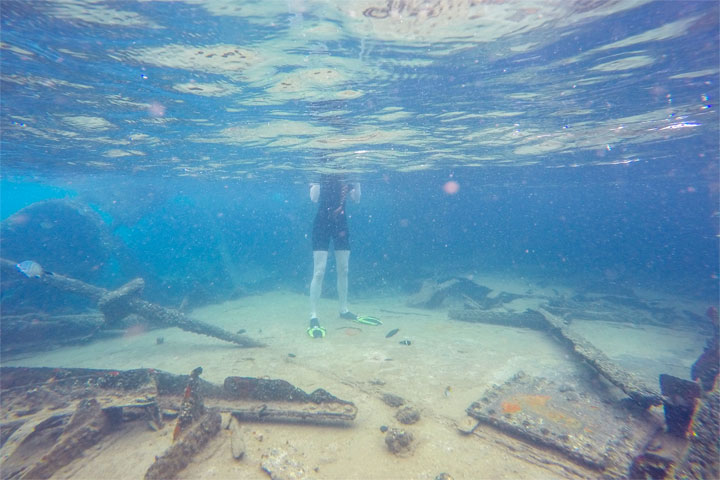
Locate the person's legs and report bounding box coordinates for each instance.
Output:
[310,250,328,319]
[335,249,350,314]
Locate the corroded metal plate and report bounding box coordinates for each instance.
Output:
[466,372,660,471]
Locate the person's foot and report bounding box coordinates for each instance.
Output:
[307,317,326,338]
[339,311,358,321]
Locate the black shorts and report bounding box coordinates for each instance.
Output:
[312,213,350,251]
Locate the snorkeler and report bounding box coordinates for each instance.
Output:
[307,174,361,338]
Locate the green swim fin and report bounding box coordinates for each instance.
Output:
[307,318,326,338]
[353,316,382,326]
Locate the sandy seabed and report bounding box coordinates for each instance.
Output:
[1,274,709,480]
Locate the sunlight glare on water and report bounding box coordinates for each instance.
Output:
[1,0,717,177]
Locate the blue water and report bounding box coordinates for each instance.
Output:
[1,0,717,307]
[3,162,717,308]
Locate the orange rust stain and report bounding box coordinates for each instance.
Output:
[501,401,522,414]
[546,410,583,429]
[499,394,585,430]
[518,394,551,407]
[513,394,584,429]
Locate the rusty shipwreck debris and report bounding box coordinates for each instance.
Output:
[147,364,221,480]
[11,398,112,480]
[463,371,661,474]
[146,411,222,480]
[690,306,719,392]
[535,307,663,409]
[453,305,719,478]
[406,277,525,310]
[670,380,720,479]
[1,312,107,353]
[449,306,662,408]
[629,342,719,480]
[0,366,357,479]
[406,277,491,309]
[172,366,206,441]
[627,375,703,480]
[222,376,358,424]
[0,258,263,348]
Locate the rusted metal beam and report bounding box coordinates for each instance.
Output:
[449,306,662,408]
[1,258,263,348]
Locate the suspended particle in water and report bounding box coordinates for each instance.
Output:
[443,180,460,195]
[148,101,165,117]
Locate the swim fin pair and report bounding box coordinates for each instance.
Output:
[308,315,381,338]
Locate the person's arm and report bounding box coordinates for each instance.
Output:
[310,183,320,203]
[349,182,361,203]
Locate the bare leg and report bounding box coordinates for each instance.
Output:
[335,249,350,313]
[310,250,328,319]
